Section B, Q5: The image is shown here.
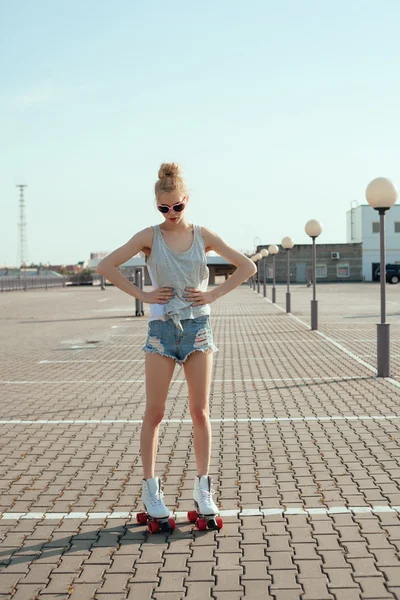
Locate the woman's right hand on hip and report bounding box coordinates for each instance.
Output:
[141,287,176,304]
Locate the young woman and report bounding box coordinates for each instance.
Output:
[97,163,256,529]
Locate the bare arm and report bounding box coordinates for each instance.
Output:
[202,227,257,301]
[96,229,150,300]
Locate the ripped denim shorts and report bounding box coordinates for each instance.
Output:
[141,315,218,365]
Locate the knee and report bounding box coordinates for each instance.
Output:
[143,409,165,427]
[190,406,209,426]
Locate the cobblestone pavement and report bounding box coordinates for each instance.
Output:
[1,283,400,600]
[268,282,400,382]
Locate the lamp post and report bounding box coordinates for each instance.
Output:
[253,256,258,290]
[254,253,262,293]
[281,237,294,313]
[250,256,257,290]
[260,248,269,297]
[253,237,262,252]
[268,245,279,303]
[305,220,323,330]
[365,177,398,377]
[253,238,261,290]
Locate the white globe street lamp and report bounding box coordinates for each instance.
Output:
[305,220,323,238]
[281,237,294,249]
[260,248,269,298]
[268,245,279,303]
[305,220,323,330]
[365,177,398,210]
[365,177,399,377]
[281,237,294,313]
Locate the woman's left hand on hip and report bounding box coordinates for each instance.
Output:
[183,287,215,306]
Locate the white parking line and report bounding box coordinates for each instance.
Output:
[39,360,145,364]
[1,505,399,521]
[1,414,398,424]
[92,307,138,312]
[0,376,368,385]
[68,346,98,350]
[39,356,330,364]
[111,325,143,329]
[102,341,322,348]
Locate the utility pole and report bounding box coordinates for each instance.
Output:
[16,185,28,277]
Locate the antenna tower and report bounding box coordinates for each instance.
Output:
[16,185,28,270]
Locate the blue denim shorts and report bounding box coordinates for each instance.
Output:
[141,315,218,365]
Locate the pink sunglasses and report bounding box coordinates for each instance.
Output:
[157,197,187,215]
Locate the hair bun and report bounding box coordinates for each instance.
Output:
[155,161,187,198]
[158,162,181,180]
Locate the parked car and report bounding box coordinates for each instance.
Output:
[374,264,400,284]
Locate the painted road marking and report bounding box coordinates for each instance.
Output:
[1,414,399,424]
[0,376,369,385]
[1,505,400,521]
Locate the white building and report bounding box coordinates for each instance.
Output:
[346,204,400,281]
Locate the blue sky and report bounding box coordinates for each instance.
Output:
[1,0,400,266]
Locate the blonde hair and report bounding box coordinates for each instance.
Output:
[155,162,188,199]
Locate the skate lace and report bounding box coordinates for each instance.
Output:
[149,489,165,507]
[200,484,215,502]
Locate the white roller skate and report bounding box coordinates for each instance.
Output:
[136,476,176,533]
[187,474,223,531]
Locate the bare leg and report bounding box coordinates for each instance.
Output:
[183,350,213,477]
[141,353,176,479]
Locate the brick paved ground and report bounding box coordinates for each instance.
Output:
[1,282,400,599]
[268,282,400,382]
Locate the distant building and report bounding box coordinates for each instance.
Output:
[90,252,110,260]
[256,243,362,283]
[48,265,83,273]
[346,204,400,281]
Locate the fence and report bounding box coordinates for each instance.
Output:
[0,273,104,292]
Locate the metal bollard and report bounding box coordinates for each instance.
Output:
[134,267,145,316]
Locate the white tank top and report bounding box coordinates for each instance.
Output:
[145,223,211,331]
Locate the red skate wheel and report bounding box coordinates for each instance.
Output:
[148,520,160,533]
[136,512,148,525]
[168,517,176,530]
[215,516,223,529]
[196,517,207,531]
[187,510,198,523]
